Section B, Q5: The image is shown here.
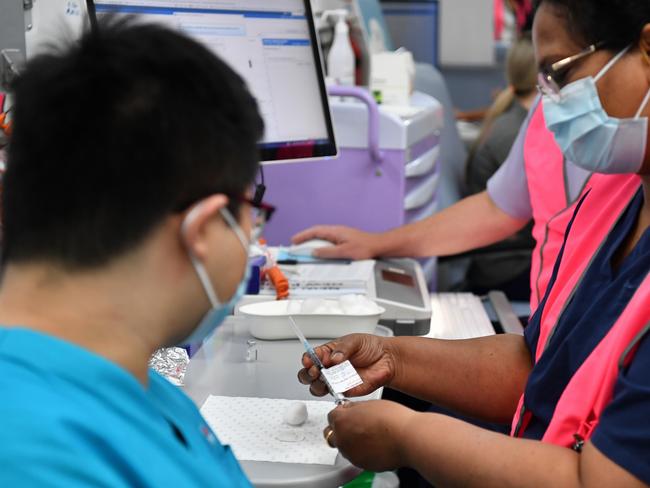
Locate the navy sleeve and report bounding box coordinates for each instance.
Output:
[524,312,540,355]
[591,330,650,484]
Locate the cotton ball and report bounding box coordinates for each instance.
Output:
[313,305,331,314]
[356,306,377,315]
[340,294,371,314]
[287,300,302,315]
[357,295,374,306]
[284,401,308,426]
[338,294,360,308]
[358,296,381,313]
[345,306,367,315]
[321,300,344,314]
[339,302,356,314]
[301,298,325,314]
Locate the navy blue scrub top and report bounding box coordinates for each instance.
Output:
[0,328,252,488]
[523,188,650,484]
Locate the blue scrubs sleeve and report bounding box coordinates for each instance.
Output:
[591,330,650,484]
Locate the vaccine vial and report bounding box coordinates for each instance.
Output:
[245,339,258,362]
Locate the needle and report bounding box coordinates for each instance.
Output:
[288,316,347,405]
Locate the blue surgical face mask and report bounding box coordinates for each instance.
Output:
[178,206,250,346]
[543,46,650,174]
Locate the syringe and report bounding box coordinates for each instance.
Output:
[288,316,347,405]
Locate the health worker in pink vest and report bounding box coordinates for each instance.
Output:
[293,94,588,310]
[294,74,590,313]
[297,1,650,486]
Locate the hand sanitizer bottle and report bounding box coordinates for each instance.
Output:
[323,9,355,86]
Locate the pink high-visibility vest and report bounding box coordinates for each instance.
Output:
[511,173,647,449]
[494,0,505,41]
[494,0,532,40]
[513,0,532,32]
[525,104,592,309]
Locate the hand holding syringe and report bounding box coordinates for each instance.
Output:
[288,316,351,405]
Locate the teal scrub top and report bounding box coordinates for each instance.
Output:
[0,327,253,487]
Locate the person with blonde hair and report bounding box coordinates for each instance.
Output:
[463,36,538,299]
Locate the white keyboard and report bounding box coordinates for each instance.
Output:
[426,293,495,340]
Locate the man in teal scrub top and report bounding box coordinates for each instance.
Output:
[0,19,265,487]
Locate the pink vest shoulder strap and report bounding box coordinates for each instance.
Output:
[524,104,589,309]
[494,0,505,40]
[511,173,643,444]
[533,173,641,358]
[543,275,650,447]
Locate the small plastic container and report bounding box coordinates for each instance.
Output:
[239,298,385,340]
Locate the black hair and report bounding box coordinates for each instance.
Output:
[534,0,650,49]
[2,18,264,269]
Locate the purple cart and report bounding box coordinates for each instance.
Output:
[262,87,443,287]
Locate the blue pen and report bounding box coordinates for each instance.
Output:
[288,316,347,405]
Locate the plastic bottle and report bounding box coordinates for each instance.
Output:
[323,9,355,86]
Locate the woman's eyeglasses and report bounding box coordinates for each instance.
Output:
[538,42,605,99]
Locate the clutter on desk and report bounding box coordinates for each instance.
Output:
[239,295,385,340]
[250,241,290,299]
[200,395,338,465]
[370,49,415,106]
[293,295,383,315]
[148,347,189,386]
[262,266,290,300]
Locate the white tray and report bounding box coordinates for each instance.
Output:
[239,300,385,340]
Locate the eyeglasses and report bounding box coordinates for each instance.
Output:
[177,191,275,242]
[538,42,605,99]
[232,194,276,243]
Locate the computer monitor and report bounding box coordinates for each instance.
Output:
[89,0,337,163]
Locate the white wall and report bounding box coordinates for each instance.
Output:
[438,0,494,67]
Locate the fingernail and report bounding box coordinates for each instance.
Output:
[331,352,344,361]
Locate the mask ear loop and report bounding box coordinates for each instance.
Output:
[219,207,251,297]
[219,207,250,251]
[594,45,632,83]
[180,200,250,308]
[191,256,221,308]
[636,38,650,119]
[181,202,221,308]
[635,89,650,119]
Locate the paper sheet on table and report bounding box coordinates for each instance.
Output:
[200,395,338,465]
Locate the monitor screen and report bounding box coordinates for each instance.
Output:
[90,0,337,163]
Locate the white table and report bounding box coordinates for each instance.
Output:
[183,316,391,488]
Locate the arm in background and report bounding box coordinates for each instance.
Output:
[293,191,529,261]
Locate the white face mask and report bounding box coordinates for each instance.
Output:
[543,45,650,174]
[177,206,250,346]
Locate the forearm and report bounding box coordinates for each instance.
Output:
[386,334,532,423]
[375,191,529,258]
[400,413,583,488]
